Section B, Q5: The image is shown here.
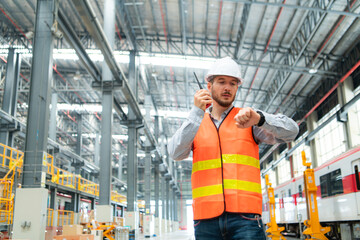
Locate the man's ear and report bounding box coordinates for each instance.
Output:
[207,81,212,91]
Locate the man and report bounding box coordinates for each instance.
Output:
[168,56,299,240]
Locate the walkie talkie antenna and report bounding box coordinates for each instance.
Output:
[193,72,203,89]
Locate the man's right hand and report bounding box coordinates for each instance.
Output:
[194,89,212,111]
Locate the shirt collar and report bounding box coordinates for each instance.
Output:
[207,104,234,118]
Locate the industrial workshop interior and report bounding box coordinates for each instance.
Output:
[0,0,360,239]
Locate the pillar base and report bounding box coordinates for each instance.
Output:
[96,205,113,223]
[161,218,166,234]
[155,217,161,236]
[143,214,154,237]
[13,188,48,240]
[125,211,139,238]
[173,221,179,231]
[166,219,171,232]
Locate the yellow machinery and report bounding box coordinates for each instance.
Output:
[96,223,116,240]
[265,175,286,240]
[301,151,330,240]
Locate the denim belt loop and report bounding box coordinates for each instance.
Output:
[255,215,261,228]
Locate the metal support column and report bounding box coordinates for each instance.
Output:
[76,114,82,157]
[144,150,151,211]
[49,187,57,210]
[49,92,58,141]
[171,189,174,229]
[117,155,123,180]
[337,77,356,148]
[306,112,319,168]
[125,50,139,232]
[22,0,54,188]
[273,149,280,186]
[144,95,152,215]
[175,190,178,221]
[49,187,58,226]
[154,116,160,235]
[143,95,153,236]
[97,0,115,222]
[0,48,20,147]
[70,192,81,221]
[13,1,55,239]
[161,175,166,233]
[166,180,170,230]
[74,114,83,175]
[94,133,100,166]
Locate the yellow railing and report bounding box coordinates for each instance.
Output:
[0,143,127,225]
[78,178,99,196]
[47,208,54,226]
[57,210,74,226]
[111,191,126,204]
[0,143,24,170]
[0,195,13,225]
[0,144,23,225]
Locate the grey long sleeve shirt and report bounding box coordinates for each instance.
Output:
[168,105,299,161]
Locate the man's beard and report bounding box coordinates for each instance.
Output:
[211,90,235,108]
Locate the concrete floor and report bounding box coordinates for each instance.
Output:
[137,231,302,240]
[138,230,195,240]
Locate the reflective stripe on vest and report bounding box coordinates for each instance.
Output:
[192,107,261,220]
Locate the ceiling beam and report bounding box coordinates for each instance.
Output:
[225,0,360,18]
[263,0,336,112]
[116,0,136,50]
[58,9,101,82]
[234,3,251,60]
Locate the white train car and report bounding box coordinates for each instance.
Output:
[262,146,360,239]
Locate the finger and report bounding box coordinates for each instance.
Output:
[238,115,249,123]
[235,122,246,128]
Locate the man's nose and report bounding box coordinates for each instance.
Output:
[224,83,231,91]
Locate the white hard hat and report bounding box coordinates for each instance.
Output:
[205,56,243,85]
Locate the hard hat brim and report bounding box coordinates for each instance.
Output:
[205,74,243,86]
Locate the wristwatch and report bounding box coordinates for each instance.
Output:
[256,111,265,127]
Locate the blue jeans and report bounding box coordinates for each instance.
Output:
[194,212,266,240]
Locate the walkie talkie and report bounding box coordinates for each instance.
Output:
[193,72,211,109]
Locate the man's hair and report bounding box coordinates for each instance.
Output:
[208,75,240,84]
[207,76,215,83]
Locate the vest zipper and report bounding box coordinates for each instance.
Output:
[215,126,226,214]
[209,106,234,215]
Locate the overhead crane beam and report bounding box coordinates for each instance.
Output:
[57,9,101,82]
[260,41,360,168]
[262,0,336,112]
[72,0,147,135]
[234,3,251,60]
[71,0,179,193]
[116,0,136,50]
[179,0,187,54]
[224,0,360,18]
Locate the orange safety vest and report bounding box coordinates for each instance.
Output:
[192,107,261,220]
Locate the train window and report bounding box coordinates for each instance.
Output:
[355,165,360,191]
[288,189,291,197]
[298,185,302,198]
[320,168,344,198]
[320,175,329,198]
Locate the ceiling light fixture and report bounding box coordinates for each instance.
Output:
[309,68,317,74]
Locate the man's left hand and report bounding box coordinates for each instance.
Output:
[234,107,261,128]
